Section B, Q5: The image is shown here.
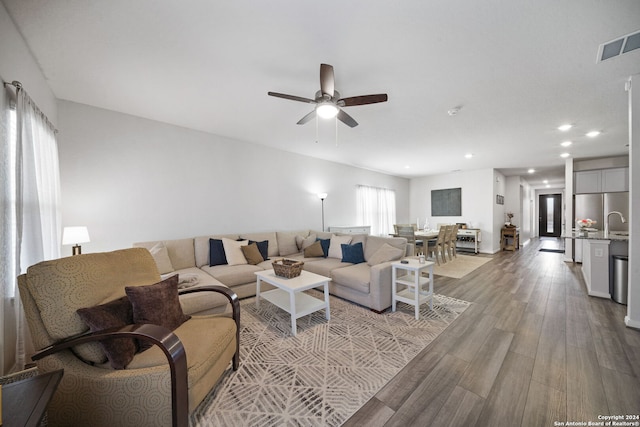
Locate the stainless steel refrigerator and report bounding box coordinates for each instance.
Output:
[573,192,629,262]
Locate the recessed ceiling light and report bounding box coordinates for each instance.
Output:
[543,180,549,184]
[561,141,573,147]
[404,165,410,169]
[528,168,535,174]
[546,184,551,188]
[560,152,571,158]
[558,124,572,131]
[586,130,601,137]
[465,153,473,159]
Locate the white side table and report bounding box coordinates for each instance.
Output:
[391,259,434,319]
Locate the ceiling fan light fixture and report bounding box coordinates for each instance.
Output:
[316,103,339,119]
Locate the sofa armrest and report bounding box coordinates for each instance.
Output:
[368,262,394,312]
[32,324,188,427]
[179,285,240,370]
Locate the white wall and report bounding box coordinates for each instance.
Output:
[409,168,496,253]
[57,101,410,253]
[0,3,57,124]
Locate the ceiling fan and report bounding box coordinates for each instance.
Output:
[268,64,388,128]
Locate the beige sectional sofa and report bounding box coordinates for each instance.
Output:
[135,230,407,313]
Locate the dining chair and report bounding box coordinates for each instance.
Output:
[447,224,459,259]
[397,225,423,256]
[427,226,447,265]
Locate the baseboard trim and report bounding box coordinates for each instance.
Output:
[625,315,640,329]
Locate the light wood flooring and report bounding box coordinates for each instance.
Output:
[345,237,640,427]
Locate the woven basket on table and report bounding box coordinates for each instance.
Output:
[272,258,304,278]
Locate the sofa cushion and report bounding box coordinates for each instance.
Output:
[240,232,279,258]
[328,235,352,259]
[133,238,196,271]
[296,233,317,251]
[222,238,249,266]
[277,230,309,256]
[331,263,371,294]
[241,243,264,265]
[364,235,407,261]
[148,242,174,275]
[304,241,325,258]
[303,258,352,278]
[209,239,228,266]
[201,264,263,287]
[125,275,191,352]
[76,296,136,369]
[341,242,365,264]
[367,243,404,266]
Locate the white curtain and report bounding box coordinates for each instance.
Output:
[1,82,61,374]
[357,185,396,236]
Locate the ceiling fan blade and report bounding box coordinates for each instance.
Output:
[339,94,388,107]
[337,109,358,128]
[320,64,335,98]
[268,92,316,104]
[296,110,316,125]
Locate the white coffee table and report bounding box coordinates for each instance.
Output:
[255,269,331,336]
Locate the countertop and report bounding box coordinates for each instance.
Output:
[564,229,630,241]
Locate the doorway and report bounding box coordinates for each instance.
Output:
[539,194,562,237]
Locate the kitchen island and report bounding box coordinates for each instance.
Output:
[565,230,629,298]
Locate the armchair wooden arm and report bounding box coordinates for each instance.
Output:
[179,285,240,370]
[32,324,188,427]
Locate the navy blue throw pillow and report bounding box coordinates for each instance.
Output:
[250,240,269,260]
[317,238,330,258]
[209,239,228,266]
[341,242,365,264]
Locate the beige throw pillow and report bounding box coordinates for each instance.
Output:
[149,242,174,274]
[304,241,325,257]
[367,243,404,266]
[296,233,317,251]
[328,235,352,259]
[241,242,265,265]
[222,238,249,266]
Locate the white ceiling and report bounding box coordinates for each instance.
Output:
[3,0,639,188]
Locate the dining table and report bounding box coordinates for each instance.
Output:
[391,229,440,247]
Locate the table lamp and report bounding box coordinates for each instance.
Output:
[62,226,90,255]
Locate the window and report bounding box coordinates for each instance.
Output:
[356,185,396,236]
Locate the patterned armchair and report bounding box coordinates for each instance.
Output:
[18,248,239,427]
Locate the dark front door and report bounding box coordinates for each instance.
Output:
[539,194,562,237]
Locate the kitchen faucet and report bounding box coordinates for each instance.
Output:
[605,211,627,235]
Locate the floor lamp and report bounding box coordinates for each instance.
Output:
[318,193,327,231]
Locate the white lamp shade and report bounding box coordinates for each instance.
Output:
[317,193,328,200]
[62,226,90,245]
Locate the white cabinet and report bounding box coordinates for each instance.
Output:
[328,225,371,235]
[575,170,602,193]
[602,167,629,192]
[575,168,628,194]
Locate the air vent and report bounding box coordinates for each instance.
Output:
[598,30,640,62]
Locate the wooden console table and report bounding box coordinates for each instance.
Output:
[501,227,520,251]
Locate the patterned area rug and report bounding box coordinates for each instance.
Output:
[190,290,470,426]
